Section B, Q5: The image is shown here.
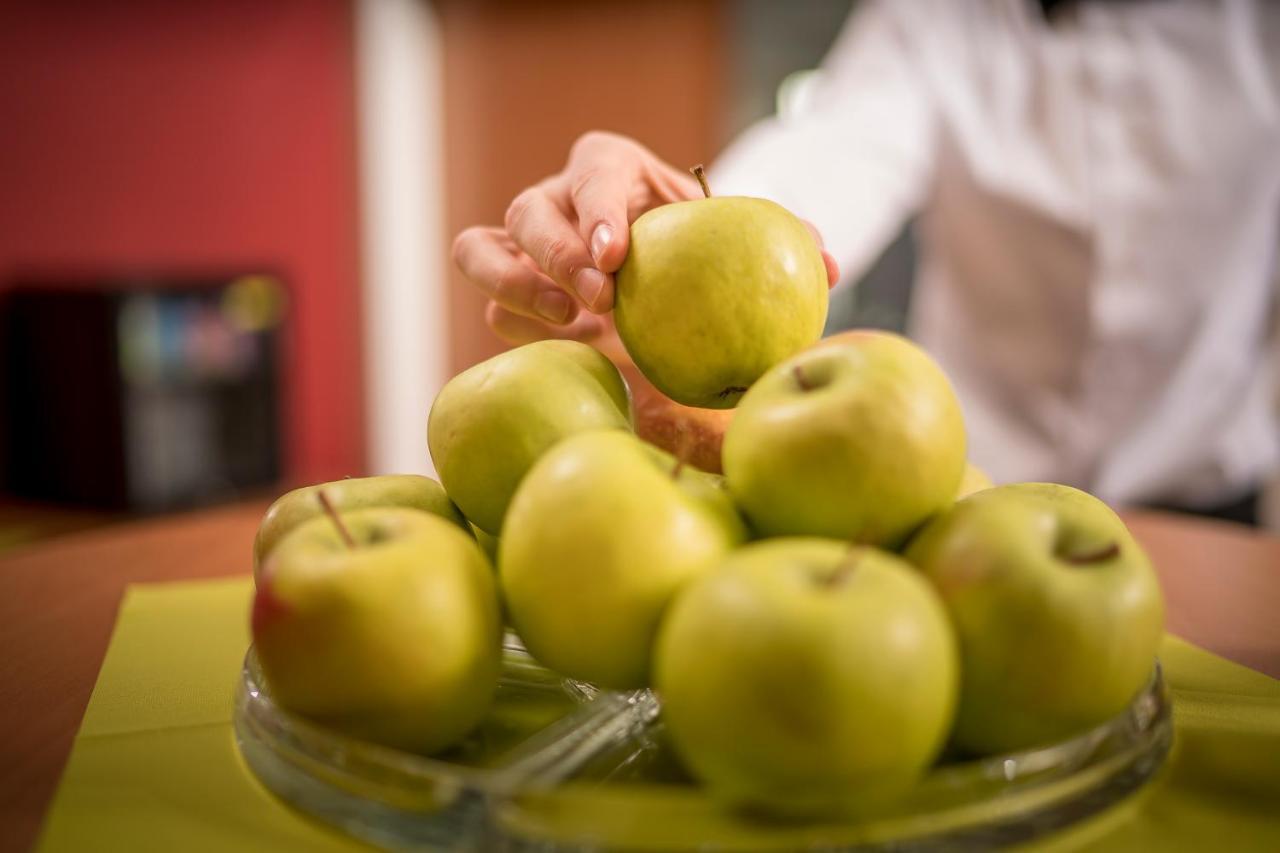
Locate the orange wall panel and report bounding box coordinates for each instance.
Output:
[439,0,727,371]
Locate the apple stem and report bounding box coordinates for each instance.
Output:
[317,489,357,550]
[690,165,712,198]
[1063,541,1120,565]
[792,364,815,391]
[823,548,863,588]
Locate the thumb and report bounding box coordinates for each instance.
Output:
[569,169,631,275]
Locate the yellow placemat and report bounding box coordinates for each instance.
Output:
[1036,637,1280,852]
[36,577,1280,852]
[36,576,361,852]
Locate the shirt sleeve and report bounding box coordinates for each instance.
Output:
[710,0,937,284]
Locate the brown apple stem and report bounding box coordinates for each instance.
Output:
[690,164,712,198]
[822,548,863,588]
[317,489,356,550]
[792,364,815,391]
[1063,541,1120,565]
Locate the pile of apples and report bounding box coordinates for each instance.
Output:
[251,186,1165,819]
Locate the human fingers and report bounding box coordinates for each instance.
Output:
[505,183,612,313]
[562,132,643,274]
[485,300,608,347]
[453,225,578,325]
[802,219,841,287]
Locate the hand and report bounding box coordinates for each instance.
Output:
[452,131,840,359]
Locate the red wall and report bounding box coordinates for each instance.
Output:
[0,0,365,485]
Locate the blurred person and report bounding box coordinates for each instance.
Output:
[451,0,1280,525]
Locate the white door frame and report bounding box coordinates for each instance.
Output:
[354,0,446,476]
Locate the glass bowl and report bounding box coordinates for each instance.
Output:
[234,640,1171,851]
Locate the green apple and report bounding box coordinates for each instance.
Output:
[499,429,746,688]
[722,330,966,546]
[654,538,958,817]
[253,506,503,754]
[471,522,500,564]
[614,179,828,409]
[253,474,468,580]
[905,482,1165,755]
[428,340,632,535]
[956,461,993,499]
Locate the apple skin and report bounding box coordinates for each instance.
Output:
[654,538,958,818]
[905,482,1165,755]
[253,474,468,580]
[722,330,967,546]
[499,430,747,689]
[428,340,632,535]
[470,522,500,564]
[615,196,828,409]
[253,508,503,754]
[956,461,993,499]
[623,363,734,474]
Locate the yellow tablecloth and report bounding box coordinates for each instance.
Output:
[35,576,1280,852]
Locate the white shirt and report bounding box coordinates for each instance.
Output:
[712,0,1280,508]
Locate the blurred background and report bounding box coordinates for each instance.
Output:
[0,0,858,545]
[0,0,1275,548]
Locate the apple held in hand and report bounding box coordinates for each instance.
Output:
[500,430,746,689]
[654,539,958,818]
[723,330,967,546]
[428,340,632,535]
[253,504,503,755]
[614,168,828,409]
[905,482,1165,755]
[253,474,468,580]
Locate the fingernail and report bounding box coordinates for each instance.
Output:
[534,289,574,324]
[574,267,607,309]
[590,223,613,266]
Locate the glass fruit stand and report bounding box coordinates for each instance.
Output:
[234,634,1172,851]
